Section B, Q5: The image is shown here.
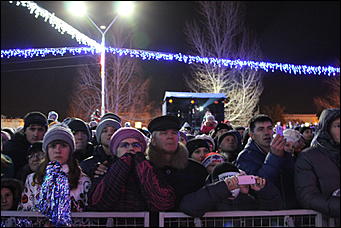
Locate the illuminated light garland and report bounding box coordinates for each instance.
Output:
[1,47,339,76]
[1,47,99,58]
[8,1,101,50]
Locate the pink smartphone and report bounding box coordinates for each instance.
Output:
[237,175,256,185]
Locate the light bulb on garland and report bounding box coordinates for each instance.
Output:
[1,47,339,76]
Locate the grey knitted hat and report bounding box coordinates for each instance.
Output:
[42,124,75,153]
[96,119,122,144]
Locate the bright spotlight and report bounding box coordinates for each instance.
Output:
[116,1,135,17]
[66,2,87,17]
[198,106,204,111]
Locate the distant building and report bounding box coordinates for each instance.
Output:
[283,114,318,124]
[1,118,24,129]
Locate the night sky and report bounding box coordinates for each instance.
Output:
[1,1,340,121]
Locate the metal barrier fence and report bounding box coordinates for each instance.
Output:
[1,210,336,227]
[1,211,149,227]
[159,210,327,227]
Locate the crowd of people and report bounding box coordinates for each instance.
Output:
[1,108,339,226]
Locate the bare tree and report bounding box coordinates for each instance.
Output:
[313,76,340,112]
[68,21,153,123]
[185,1,264,126]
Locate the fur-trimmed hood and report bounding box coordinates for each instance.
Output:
[146,143,189,169]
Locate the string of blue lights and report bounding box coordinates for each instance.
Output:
[1,47,340,76]
[4,1,340,76]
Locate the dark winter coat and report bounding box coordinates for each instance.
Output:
[73,142,94,163]
[80,145,112,178]
[179,177,282,217]
[235,138,299,209]
[146,143,208,209]
[3,131,31,176]
[88,152,176,211]
[295,108,340,218]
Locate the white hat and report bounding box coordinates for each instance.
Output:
[283,129,302,143]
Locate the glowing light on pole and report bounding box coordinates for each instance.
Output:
[66,1,134,116]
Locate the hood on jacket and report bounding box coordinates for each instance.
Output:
[146,142,188,170]
[312,108,340,147]
[311,108,340,166]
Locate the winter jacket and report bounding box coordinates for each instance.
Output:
[147,143,208,208]
[80,145,112,178]
[235,138,299,209]
[73,142,95,163]
[88,152,176,211]
[179,178,282,217]
[295,108,340,217]
[18,164,91,212]
[3,131,31,176]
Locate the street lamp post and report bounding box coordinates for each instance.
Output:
[86,15,119,117]
[67,2,135,117]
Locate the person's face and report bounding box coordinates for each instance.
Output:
[116,138,143,158]
[216,129,229,138]
[74,131,88,150]
[250,121,273,148]
[191,147,209,162]
[237,130,245,138]
[294,137,306,153]
[219,135,238,152]
[152,129,179,153]
[329,118,340,144]
[284,141,295,153]
[302,129,313,141]
[206,160,223,174]
[25,124,46,144]
[1,187,14,210]
[207,141,214,152]
[28,151,45,171]
[47,140,71,165]
[101,126,117,147]
[179,136,187,145]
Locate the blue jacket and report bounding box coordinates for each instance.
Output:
[235,139,289,184]
[235,138,299,209]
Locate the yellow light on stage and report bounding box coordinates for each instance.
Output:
[135,122,142,129]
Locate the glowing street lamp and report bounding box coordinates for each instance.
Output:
[67,1,135,116]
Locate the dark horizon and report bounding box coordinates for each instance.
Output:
[1,1,340,120]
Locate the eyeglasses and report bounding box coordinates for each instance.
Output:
[28,152,45,160]
[118,142,142,149]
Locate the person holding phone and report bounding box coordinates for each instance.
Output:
[235,114,300,209]
[179,162,281,217]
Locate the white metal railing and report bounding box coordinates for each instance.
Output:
[159,210,328,227]
[1,210,336,227]
[1,211,149,227]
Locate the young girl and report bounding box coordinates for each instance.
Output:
[18,124,91,212]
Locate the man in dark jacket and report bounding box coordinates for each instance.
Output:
[80,119,121,178]
[295,108,340,223]
[3,112,47,176]
[67,118,94,162]
[235,114,298,209]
